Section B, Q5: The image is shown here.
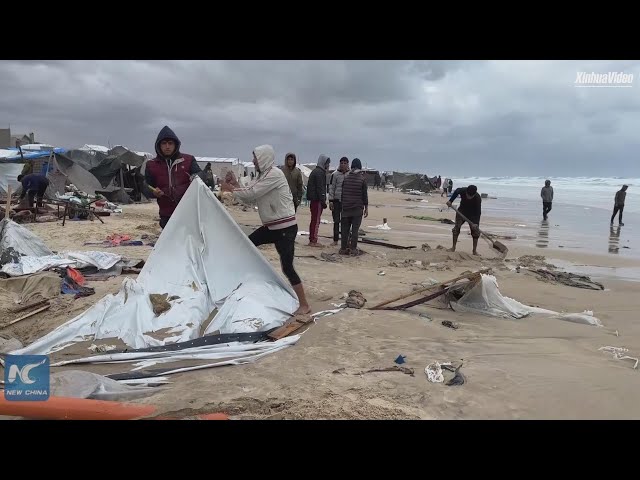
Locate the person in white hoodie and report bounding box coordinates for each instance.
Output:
[222,145,311,315]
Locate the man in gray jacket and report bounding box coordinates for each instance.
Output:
[541,180,554,221]
[328,157,349,246]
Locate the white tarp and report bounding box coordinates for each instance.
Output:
[0,163,23,194]
[450,274,603,326]
[0,218,53,259]
[13,178,299,355]
[1,251,121,276]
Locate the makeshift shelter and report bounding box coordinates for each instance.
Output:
[11,178,302,377]
[195,158,243,180]
[392,172,438,192]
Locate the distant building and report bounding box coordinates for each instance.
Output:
[0,128,36,148]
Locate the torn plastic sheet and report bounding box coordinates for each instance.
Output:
[51,336,300,368]
[1,251,122,277]
[11,178,298,356]
[0,219,53,263]
[425,362,445,383]
[449,274,603,326]
[56,335,300,382]
[50,370,165,401]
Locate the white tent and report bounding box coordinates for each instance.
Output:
[13,178,301,370]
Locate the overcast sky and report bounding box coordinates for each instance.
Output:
[2,60,639,177]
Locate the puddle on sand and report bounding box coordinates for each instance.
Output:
[549,258,640,283]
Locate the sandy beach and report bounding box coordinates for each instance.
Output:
[2,188,640,419]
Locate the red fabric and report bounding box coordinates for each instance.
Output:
[309,200,323,243]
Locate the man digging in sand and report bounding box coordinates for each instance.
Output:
[222,144,312,315]
[447,184,482,256]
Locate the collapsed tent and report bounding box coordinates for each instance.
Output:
[62,146,146,188]
[444,274,603,326]
[392,172,438,192]
[0,218,53,267]
[12,178,300,371]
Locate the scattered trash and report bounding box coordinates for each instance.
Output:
[419,313,432,320]
[62,269,95,299]
[346,290,366,309]
[441,320,459,330]
[615,330,619,337]
[394,355,406,365]
[526,268,604,291]
[425,362,445,383]
[378,271,386,276]
[320,252,343,263]
[371,223,391,230]
[598,346,639,369]
[422,243,431,252]
[442,363,466,386]
[331,302,347,308]
[320,219,333,224]
[297,231,310,236]
[89,344,118,354]
[356,365,415,377]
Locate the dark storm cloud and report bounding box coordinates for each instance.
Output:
[1,60,638,176]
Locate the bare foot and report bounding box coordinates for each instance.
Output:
[447,247,456,252]
[473,251,481,256]
[307,242,324,248]
[332,241,338,246]
[293,305,312,315]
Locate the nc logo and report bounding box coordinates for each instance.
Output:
[7,358,47,384]
[4,355,50,402]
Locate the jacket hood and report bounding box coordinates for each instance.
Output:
[254,145,276,174]
[317,154,330,169]
[155,126,181,159]
[285,152,297,169]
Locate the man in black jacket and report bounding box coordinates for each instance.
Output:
[340,158,368,255]
[306,154,330,246]
[447,184,482,255]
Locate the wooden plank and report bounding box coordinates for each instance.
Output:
[3,304,51,328]
[369,268,491,310]
[4,185,11,219]
[10,299,50,314]
[381,288,449,310]
[268,315,313,340]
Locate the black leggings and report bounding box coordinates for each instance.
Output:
[249,224,301,286]
[611,205,624,224]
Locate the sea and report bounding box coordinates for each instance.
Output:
[453,176,639,260]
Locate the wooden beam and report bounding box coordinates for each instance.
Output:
[369,268,491,310]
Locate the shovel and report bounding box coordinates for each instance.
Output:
[449,205,509,255]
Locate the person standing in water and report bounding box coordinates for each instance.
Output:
[611,185,628,226]
[540,180,554,221]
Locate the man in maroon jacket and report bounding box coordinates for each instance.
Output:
[145,126,202,228]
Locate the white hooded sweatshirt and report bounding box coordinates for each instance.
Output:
[233,145,297,230]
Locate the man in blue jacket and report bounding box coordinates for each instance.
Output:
[17,173,50,208]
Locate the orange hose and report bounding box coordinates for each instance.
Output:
[0,395,157,420]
